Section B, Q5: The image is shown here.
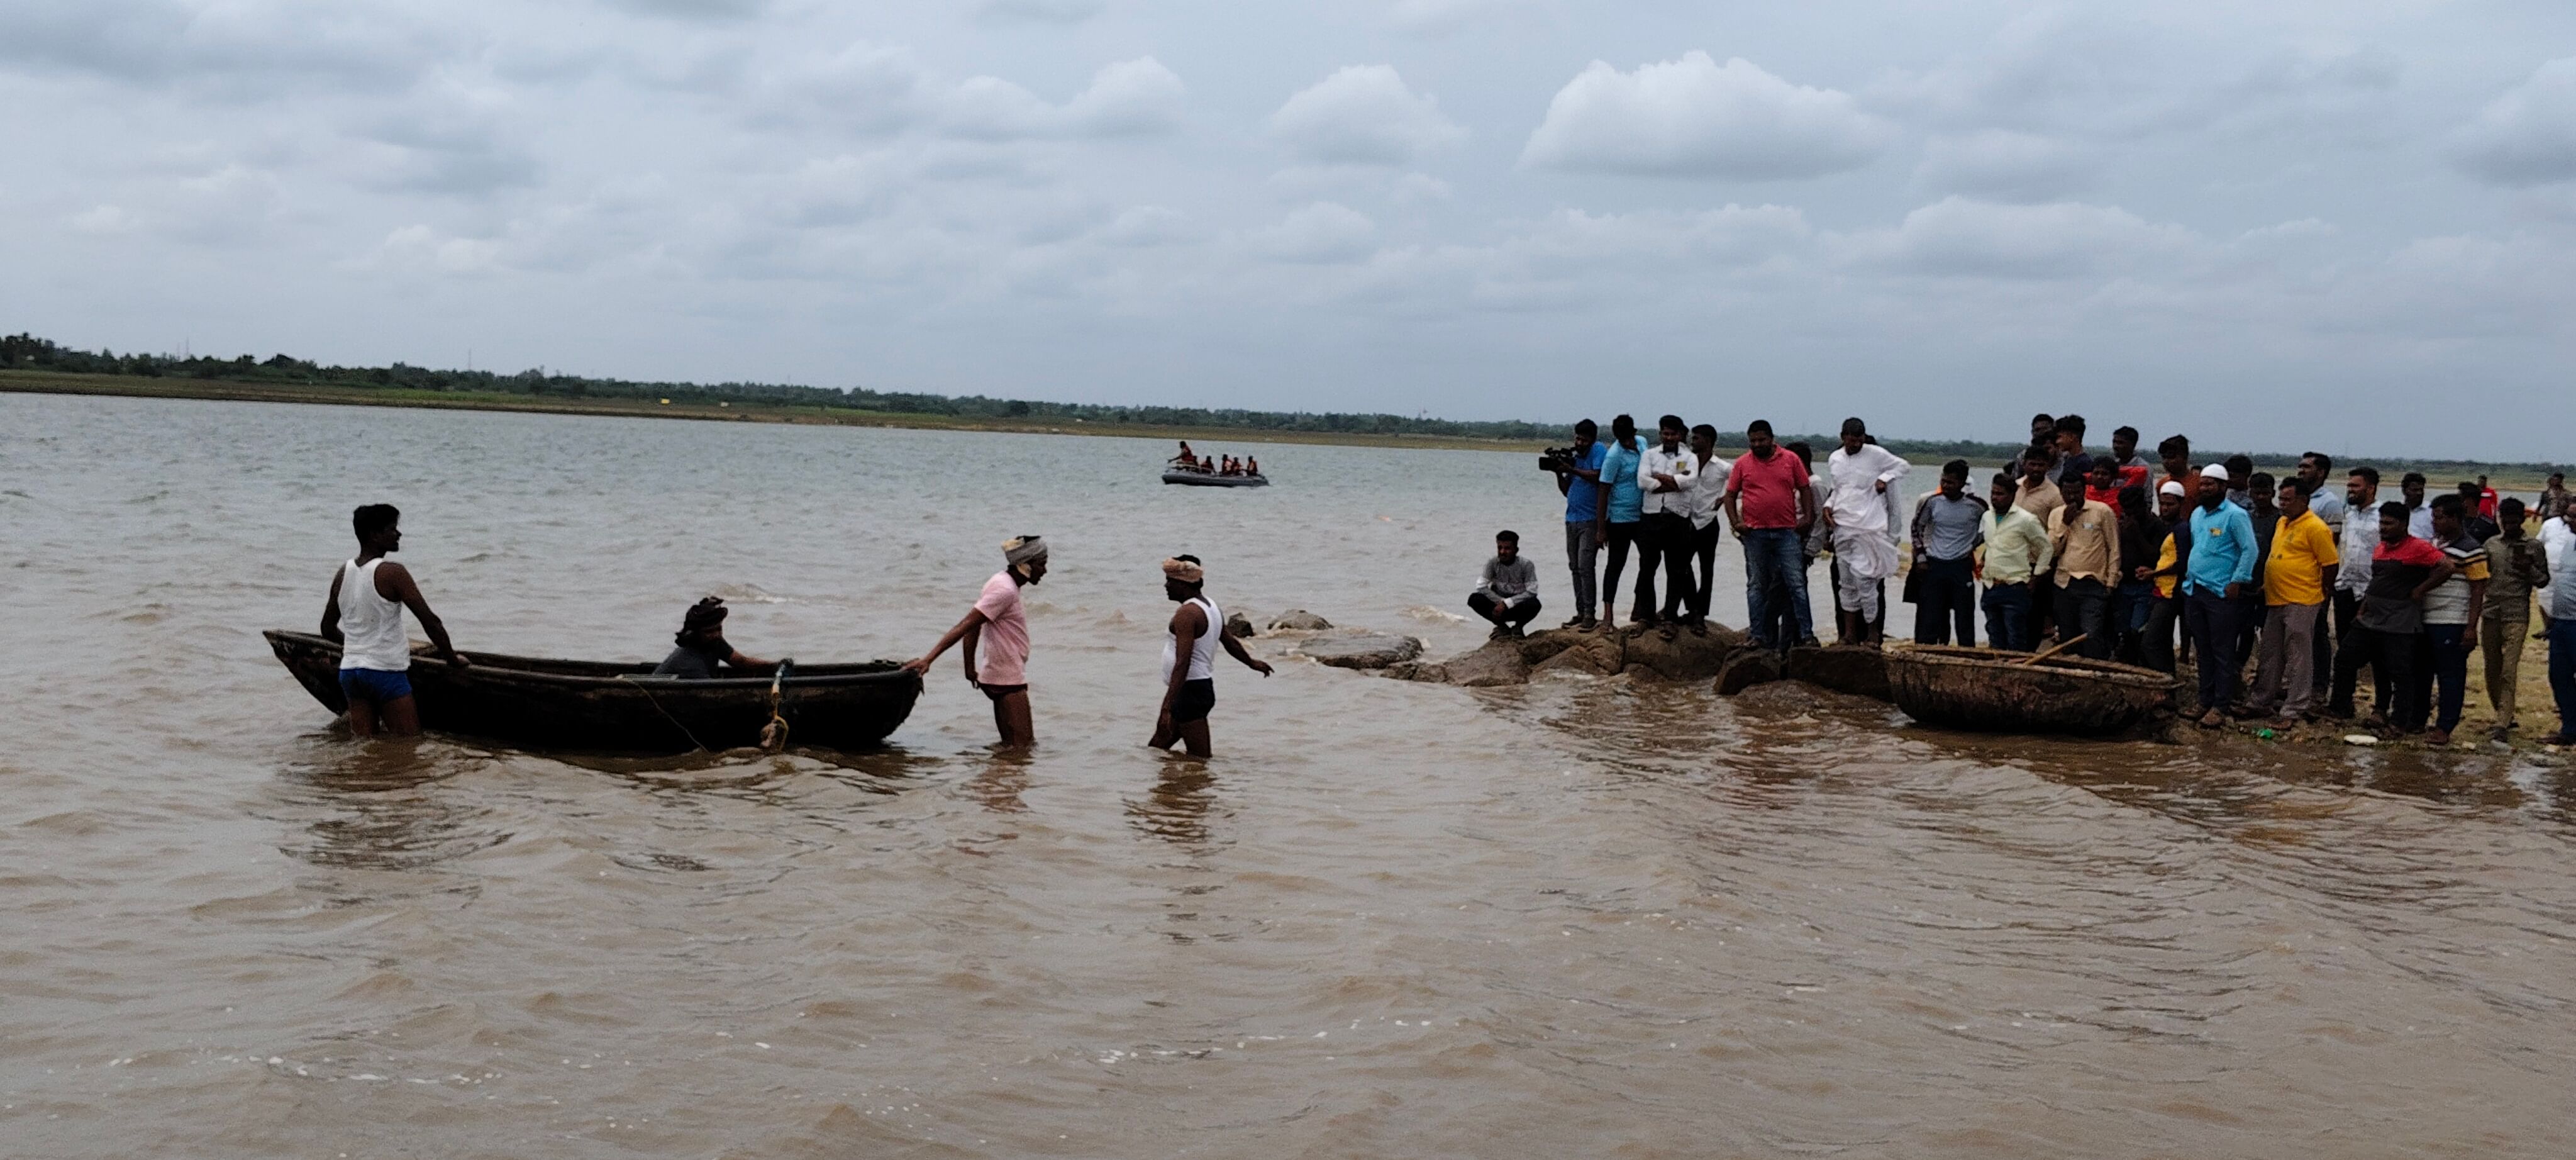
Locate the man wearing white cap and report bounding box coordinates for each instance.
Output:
[904,535,1048,749]
[2182,466,2260,726]
[2138,480,2192,672]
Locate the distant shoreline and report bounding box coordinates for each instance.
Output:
[0,370,1542,455]
[3,369,2558,489]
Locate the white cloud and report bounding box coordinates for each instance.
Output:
[1250,201,1377,263]
[370,224,502,274]
[1913,130,2097,202]
[1387,0,1528,36]
[1870,15,2401,147]
[1392,173,1453,203]
[1096,206,1196,248]
[974,0,1105,25]
[1270,65,1465,165]
[1838,197,2199,280]
[758,42,936,135]
[767,49,1184,140]
[67,204,138,235]
[2452,57,2576,187]
[0,0,452,98]
[1521,52,1890,179]
[602,0,768,21]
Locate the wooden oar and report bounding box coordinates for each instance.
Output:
[2014,634,2087,666]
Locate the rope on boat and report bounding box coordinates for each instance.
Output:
[759,659,796,754]
[618,675,710,753]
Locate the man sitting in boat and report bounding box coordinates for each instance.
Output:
[1245,455,1259,476]
[1170,441,1198,469]
[650,596,777,678]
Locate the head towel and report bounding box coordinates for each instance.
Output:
[1003,535,1048,577]
[1162,557,1204,584]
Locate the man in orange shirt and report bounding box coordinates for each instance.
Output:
[2246,479,2340,723]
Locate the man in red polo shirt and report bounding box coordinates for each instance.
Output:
[1723,419,1818,651]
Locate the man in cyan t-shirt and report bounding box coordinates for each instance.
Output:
[1596,415,1646,632]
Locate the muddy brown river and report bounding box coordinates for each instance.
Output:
[4,392,2573,1157]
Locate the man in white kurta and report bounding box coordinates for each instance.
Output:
[1823,418,1910,644]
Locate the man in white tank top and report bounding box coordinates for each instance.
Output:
[320,503,464,737]
[1148,555,1273,758]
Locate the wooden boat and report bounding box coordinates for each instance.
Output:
[1883,645,2175,736]
[264,630,921,753]
[1162,469,1269,488]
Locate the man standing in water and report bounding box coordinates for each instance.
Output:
[904,535,1047,749]
[319,503,464,737]
[1149,555,1272,757]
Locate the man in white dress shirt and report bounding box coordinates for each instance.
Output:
[1821,417,1910,647]
[1635,414,1697,638]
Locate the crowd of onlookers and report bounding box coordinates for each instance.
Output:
[1465,411,2576,745]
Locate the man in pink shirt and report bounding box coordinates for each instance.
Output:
[904,535,1048,749]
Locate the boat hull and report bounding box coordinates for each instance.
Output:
[1162,471,1269,487]
[264,630,921,753]
[1884,645,2174,736]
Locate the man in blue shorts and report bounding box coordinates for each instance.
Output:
[320,504,465,737]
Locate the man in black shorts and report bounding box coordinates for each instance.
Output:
[1148,555,1272,757]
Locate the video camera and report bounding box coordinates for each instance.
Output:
[1538,446,1581,472]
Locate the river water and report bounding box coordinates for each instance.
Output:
[5,391,2574,1157]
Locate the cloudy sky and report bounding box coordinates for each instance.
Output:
[6,1,2573,458]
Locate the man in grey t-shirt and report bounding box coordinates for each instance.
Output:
[1908,459,1987,645]
[1469,530,1543,638]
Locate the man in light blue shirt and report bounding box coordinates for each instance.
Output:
[1596,414,1646,632]
[2183,464,2260,726]
[1552,420,1609,629]
[2541,504,2576,744]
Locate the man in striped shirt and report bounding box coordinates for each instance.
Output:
[2414,496,2489,744]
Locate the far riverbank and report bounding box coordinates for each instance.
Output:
[2,369,2557,489]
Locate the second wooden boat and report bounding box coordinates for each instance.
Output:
[1884,645,2175,736]
[1162,470,1269,487]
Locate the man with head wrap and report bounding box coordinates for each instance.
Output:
[1148,555,1272,757]
[650,596,776,678]
[902,535,1048,749]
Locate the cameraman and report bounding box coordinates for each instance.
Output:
[1548,419,1609,631]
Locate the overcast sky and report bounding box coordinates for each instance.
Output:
[6,1,2573,457]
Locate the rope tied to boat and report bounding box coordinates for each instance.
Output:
[618,674,710,753]
[759,659,796,754]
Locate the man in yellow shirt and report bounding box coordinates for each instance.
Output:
[2246,478,2341,723]
[2046,472,2121,659]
